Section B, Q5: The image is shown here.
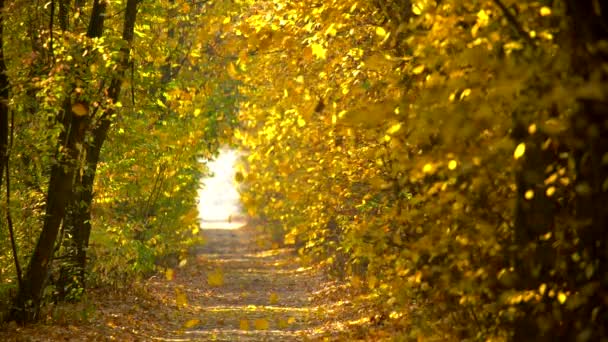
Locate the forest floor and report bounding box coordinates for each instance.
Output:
[1,223,384,341]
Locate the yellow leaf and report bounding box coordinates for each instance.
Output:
[227,62,239,79]
[183,319,200,328]
[514,143,526,159]
[165,268,174,281]
[540,6,552,16]
[254,318,269,330]
[422,163,433,174]
[460,88,471,100]
[277,317,289,329]
[72,103,89,116]
[310,43,327,60]
[287,317,296,324]
[557,292,567,304]
[525,189,534,200]
[325,23,337,37]
[412,65,425,75]
[386,123,402,135]
[207,268,224,287]
[175,287,188,307]
[448,160,458,170]
[269,292,279,305]
[412,2,423,15]
[375,26,386,37]
[297,117,306,127]
[239,319,250,330]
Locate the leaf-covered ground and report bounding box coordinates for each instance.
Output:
[1,224,384,341]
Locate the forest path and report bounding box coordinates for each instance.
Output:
[169,223,343,341]
[1,223,368,341]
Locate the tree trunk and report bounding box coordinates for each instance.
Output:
[564,1,608,339]
[12,99,87,322]
[57,0,139,299]
[10,0,106,320]
[54,0,106,302]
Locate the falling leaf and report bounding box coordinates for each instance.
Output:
[525,189,534,200]
[227,62,240,79]
[460,88,471,100]
[540,6,552,16]
[514,143,526,159]
[183,319,200,328]
[277,317,289,329]
[557,292,567,304]
[448,160,458,170]
[325,23,337,37]
[287,317,296,324]
[269,292,279,305]
[239,319,250,330]
[422,163,433,174]
[412,65,425,75]
[375,26,386,37]
[175,287,188,307]
[165,268,174,281]
[207,268,224,287]
[72,103,89,116]
[386,123,402,135]
[254,318,270,330]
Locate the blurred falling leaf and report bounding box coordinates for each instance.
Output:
[277,317,289,329]
[412,65,425,75]
[165,268,174,281]
[239,319,250,330]
[287,317,296,324]
[227,62,240,79]
[72,103,89,116]
[175,287,188,307]
[207,268,224,287]
[183,319,200,328]
[269,292,279,304]
[514,143,526,159]
[448,160,458,170]
[254,318,270,330]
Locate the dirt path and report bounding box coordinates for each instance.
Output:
[176,224,340,341]
[1,224,366,341]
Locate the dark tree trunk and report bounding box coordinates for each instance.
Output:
[57,0,139,299]
[511,2,608,339]
[564,1,608,339]
[12,99,87,322]
[10,0,107,320]
[0,0,23,292]
[54,0,106,302]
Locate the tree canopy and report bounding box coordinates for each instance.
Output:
[1,0,607,340]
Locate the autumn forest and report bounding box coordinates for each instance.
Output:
[0,0,607,340]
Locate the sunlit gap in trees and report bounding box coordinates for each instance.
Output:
[198,147,246,229]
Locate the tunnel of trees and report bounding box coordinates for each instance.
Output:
[0,0,606,340]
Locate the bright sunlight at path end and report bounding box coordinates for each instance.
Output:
[198,148,247,229]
